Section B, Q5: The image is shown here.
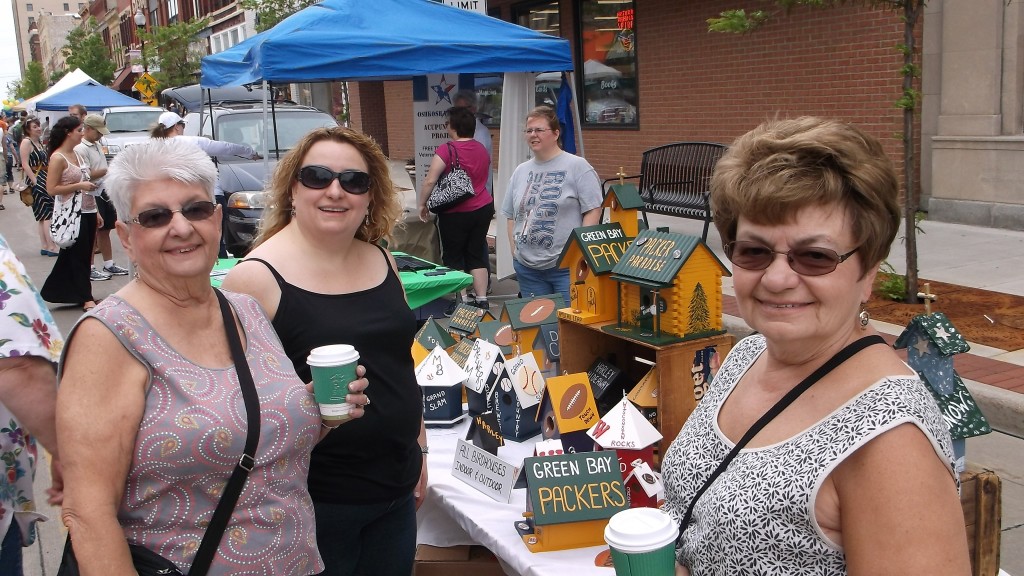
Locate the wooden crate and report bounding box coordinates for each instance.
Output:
[558,318,733,454]
[961,464,1001,576]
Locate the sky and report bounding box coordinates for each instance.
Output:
[0,1,22,97]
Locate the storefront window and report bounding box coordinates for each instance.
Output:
[579,0,638,126]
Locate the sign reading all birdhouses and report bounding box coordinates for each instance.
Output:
[452,438,518,503]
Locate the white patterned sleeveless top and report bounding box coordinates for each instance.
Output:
[661,334,954,576]
[83,291,324,575]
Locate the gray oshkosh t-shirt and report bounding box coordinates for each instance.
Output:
[501,151,603,270]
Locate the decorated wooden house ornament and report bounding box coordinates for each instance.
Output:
[588,357,625,416]
[501,294,565,358]
[587,396,663,474]
[532,323,560,376]
[627,365,659,428]
[411,316,457,366]
[535,372,601,455]
[447,302,496,340]
[894,312,991,473]
[462,338,505,416]
[477,319,516,356]
[603,180,646,238]
[607,230,730,345]
[556,223,632,325]
[415,346,468,427]
[623,459,664,509]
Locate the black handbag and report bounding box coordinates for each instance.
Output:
[426,142,475,214]
[57,289,261,576]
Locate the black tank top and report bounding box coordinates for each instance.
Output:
[246,245,421,504]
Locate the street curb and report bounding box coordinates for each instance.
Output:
[966,380,1024,439]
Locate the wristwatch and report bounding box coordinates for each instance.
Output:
[420,445,429,455]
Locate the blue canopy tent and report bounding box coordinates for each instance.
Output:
[35,80,146,111]
[200,0,573,85]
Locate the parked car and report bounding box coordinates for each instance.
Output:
[182,102,338,256]
[100,105,163,159]
[160,83,271,115]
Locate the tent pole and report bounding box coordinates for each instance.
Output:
[268,81,281,160]
[262,80,271,175]
[567,71,584,157]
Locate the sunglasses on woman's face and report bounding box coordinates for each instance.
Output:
[724,240,858,276]
[297,165,371,194]
[129,200,218,228]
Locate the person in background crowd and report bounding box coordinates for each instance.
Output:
[150,111,261,160]
[0,123,8,209]
[0,234,64,575]
[4,122,15,184]
[21,117,59,256]
[40,117,50,146]
[453,89,493,299]
[223,126,426,576]
[39,116,102,311]
[418,106,492,314]
[661,117,970,576]
[502,106,602,303]
[57,139,355,574]
[68,104,87,121]
[75,114,130,279]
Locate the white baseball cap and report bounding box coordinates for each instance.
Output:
[158,111,185,129]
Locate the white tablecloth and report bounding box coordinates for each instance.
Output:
[416,420,614,575]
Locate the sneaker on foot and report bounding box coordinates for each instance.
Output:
[443,300,459,317]
[102,263,130,276]
[472,299,490,311]
[90,268,112,281]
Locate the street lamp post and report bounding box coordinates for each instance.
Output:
[134,7,147,73]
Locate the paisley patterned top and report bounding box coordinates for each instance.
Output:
[0,234,63,547]
[78,291,324,574]
[661,334,955,576]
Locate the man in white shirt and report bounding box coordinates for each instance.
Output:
[76,115,130,279]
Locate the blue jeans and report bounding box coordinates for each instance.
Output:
[0,521,23,576]
[513,258,571,303]
[313,492,416,576]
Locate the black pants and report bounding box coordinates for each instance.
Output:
[41,213,97,305]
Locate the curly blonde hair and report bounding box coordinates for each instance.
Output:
[253,126,402,248]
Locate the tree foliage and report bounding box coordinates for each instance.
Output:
[63,17,116,85]
[707,0,924,303]
[240,0,317,32]
[140,18,211,88]
[10,62,48,100]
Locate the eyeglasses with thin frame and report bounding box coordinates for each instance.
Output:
[128,200,218,228]
[523,128,552,135]
[297,165,371,194]
[724,240,858,276]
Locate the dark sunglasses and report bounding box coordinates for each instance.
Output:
[297,165,371,194]
[724,240,858,276]
[129,200,218,228]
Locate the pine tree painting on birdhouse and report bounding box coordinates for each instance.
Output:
[607,230,730,345]
[894,312,991,473]
[557,223,632,325]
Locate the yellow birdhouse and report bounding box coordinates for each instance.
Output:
[607,230,730,345]
[556,223,632,325]
[602,182,645,238]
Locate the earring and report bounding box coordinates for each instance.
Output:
[859,308,870,330]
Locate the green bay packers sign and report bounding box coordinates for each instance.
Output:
[523,451,628,525]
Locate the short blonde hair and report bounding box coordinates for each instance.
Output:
[254,126,401,247]
[710,117,900,276]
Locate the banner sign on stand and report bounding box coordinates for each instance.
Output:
[452,438,518,502]
[523,451,627,525]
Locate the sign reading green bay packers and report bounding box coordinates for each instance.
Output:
[524,451,627,525]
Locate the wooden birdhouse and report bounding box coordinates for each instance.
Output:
[603,181,645,238]
[532,323,560,376]
[627,366,659,428]
[607,230,730,345]
[516,450,628,552]
[622,459,663,509]
[492,350,543,441]
[894,312,991,473]
[462,338,505,416]
[447,302,496,340]
[412,316,457,366]
[588,357,625,416]
[415,346,468,427]
[535,373,601,455]
[501,294,565,356]
[477,319,516,356]
[556,223,632,325]
[587,396,663,476]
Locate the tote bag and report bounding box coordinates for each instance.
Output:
[426,143,475,214]
[49,192,82,249]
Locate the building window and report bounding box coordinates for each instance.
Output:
[63,3,69,10]
[516,0,559,36]
[28,16,34,25]
[26,3,33,12]
[78,2,84,8]
[210,25,246,54]
[167,0,178,23]
[578,0,637,126]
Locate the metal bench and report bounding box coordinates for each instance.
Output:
[605,142,728,242]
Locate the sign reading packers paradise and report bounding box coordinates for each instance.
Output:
[523,451,628,525]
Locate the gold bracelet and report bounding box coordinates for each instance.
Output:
[321,421,341,430]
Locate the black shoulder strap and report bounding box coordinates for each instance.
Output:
[243,257,288,289]
[190,290,261,575]
[677,334,885,543]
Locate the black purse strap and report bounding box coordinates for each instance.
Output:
[190,289,262,575]
[446,142,461,170]
[676,334,885,544]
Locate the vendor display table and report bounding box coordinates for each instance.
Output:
[209,253,471,310]
[418,420,613,575]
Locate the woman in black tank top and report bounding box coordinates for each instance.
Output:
[223,127,423,576]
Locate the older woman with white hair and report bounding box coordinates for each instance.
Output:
[56,139,367,575]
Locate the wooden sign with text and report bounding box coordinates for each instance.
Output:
[452,438,518,502]
[523,451,628,525]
